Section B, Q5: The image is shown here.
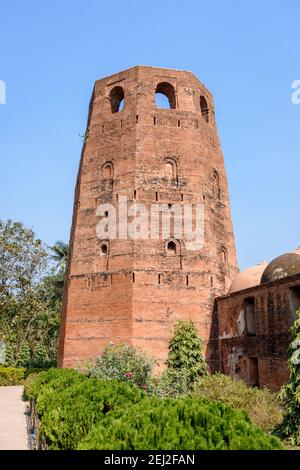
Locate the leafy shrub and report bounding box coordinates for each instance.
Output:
[27,368,145,449]
[167,321,207,381]
[276,309,300,445]
[193,373,282,433]
[154,320,207,397]
[154,368,191,398]
[0,366,26,385]
[78,397,282,450]
[86,343,154,390]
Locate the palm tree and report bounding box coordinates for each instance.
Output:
[51,241,69,273]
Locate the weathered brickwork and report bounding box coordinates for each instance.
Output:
[214,273,300,390]
[58,66,238,368]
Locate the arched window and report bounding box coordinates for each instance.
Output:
[155,82,176,109]
[212,170,220,199]
[164,162,174,179]
[162,158,177,181]
[102,162,114,179]
[100,240,109,256]
[101,243,108,256]
[109,86,125,113]
[221,246,228,267]
[167,241,177,254]
[200,95,209,123]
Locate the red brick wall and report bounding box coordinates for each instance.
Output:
[214,274,300,390]
[58,66,238,368]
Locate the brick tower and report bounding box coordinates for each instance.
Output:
[58,66,238,368]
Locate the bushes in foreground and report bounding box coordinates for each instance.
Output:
[25,368,144,449]
[0,366,25,386]
[79,397,282,450]
[193,373,283,433]
[26,368,283,450]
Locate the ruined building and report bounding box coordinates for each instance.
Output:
[58,66,238,369]
[59,66,299,390]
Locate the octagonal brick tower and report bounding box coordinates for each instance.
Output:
[58,66,238,368]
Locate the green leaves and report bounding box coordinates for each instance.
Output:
[79,397,282,450]
[277,309,300,445]
[0,219,67,367]
[157,320,207,397]
[193,372,283,433]
[87,343,154,390]
[25,368,144,449]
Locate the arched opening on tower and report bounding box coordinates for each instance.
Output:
[109,86,125,113]
[221,246,228,268]
[100,243,108,256]
[167,240,177,254]
[162,158,177,183]
[102,162,114,179]
[155,82,176,109]
[200,95,209,122]
[212,170,220,199]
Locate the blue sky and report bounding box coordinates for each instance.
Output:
[0,0,299,270]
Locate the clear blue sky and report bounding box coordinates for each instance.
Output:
[0,0,299,271]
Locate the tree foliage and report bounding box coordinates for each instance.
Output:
[24,368,144,450]
[86,343,154,390]
[79,396,282,450]
[157,320,207,396]
[0,219,67,367]
[277,309,300,445]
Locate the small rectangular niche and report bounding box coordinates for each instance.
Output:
[132,272,135,283]
[134,190,137,200]
[158,274,161,285]
[136,115,139,123]
[153,116,156,125]
[289,286,300,318]
[248,357,259,387]
[155,191,158,202]
[186,275,189,286]
[244,297,256,335]
[178,119,181,127]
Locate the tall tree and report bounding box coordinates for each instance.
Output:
[0,220,66,367]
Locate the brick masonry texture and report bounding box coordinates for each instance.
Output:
[213,273,300,390]
[58,66,239,369]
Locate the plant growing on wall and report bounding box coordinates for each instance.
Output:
[277,309,300,445]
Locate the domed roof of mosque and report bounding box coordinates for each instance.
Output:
[260,249,300,284]
[228,261,268,294]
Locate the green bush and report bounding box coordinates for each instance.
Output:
[78,397,282,450]
[276,309,300,445]
[0,366,26,385]
[154,320,207,397]
[86,343,154,390]
[27,368,145,449]
[193,373,283,433]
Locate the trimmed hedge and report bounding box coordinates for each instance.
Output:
[79,397,283,450]
[26,368,283,450]
[0,366,25,386]
[26,368,145,450]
